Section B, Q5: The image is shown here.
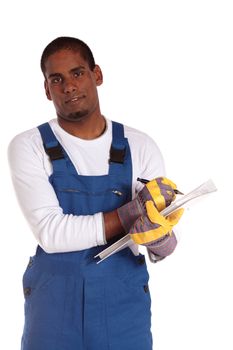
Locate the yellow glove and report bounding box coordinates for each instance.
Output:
[140,177,178,212]
[129,201,184,257]
[117,177,178,233]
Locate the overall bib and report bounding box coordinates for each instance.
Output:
[21,121,152,350]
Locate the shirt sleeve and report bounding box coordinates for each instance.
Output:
[8,131,106,253]
[141,135,166,178]
[133,133,166,194]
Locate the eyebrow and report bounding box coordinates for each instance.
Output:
[70,65,86,73]
[47,66,86,80]
[47,72,62,79]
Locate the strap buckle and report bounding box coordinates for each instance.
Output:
[45,144,64,161]
[109,146,126,164]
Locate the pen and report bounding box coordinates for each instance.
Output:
[137,177,184,195]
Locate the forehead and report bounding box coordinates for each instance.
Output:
[44,49,88,77]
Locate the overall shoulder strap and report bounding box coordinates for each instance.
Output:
[38,123,64,160]
[109,121,132,190]
[109,121,127,164]
[37,122,77,174]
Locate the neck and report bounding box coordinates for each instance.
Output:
[58,113,106,140]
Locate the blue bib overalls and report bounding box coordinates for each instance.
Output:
[21,121,153,350]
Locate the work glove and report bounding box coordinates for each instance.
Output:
[117,177,177,233]
[129,200,184,257]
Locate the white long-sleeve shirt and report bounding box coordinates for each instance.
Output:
[8,118,165,253]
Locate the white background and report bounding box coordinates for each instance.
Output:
[1,0,232,349]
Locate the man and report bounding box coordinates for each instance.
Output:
[8,37,183,350]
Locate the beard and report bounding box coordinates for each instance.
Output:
[58,109,89,122]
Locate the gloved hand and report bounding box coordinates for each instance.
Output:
[117,177,178,232]
[129,200,184,257]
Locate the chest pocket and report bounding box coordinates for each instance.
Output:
[51,174,131,215]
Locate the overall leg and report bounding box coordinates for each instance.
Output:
[21,258,85,350]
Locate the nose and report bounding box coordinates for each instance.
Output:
[63,79,77,94]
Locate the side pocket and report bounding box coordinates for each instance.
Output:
[22,257,34,299]
[22,260,55,300]
[22,258,67,339]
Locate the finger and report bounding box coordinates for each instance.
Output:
[160,177,177,190]
[146,180,166,211]
[167,208,184,225]
[130,222,170,245]
[145,201,169,227]
[147,177,177,210]
[159,178,177,203]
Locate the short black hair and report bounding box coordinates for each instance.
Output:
[40,36,96,75]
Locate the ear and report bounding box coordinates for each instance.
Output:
[44,80,52,101]
[93,65,103,86]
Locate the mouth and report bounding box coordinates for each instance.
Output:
[65,95,85,104]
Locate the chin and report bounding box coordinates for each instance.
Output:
[60,111,89,122]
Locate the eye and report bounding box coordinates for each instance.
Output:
[51,77,62,84]
[74,70,84,78]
